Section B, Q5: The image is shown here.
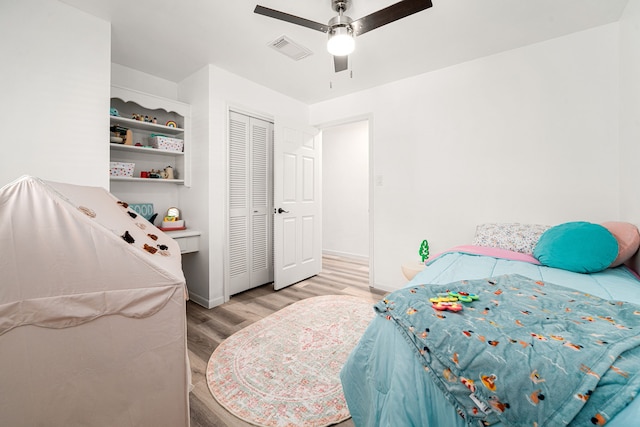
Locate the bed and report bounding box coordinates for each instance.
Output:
[341,222,640,426]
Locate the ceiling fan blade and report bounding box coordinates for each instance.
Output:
[351,0,433,36]
[254,5,328,33]
[334,55,349,73]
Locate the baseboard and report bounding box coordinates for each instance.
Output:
[322,249,369,262]
[373,281,403,293]
[188,292,225,309]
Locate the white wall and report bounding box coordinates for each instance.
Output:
[311,24,621,291]
[111,63,178,101]
[178,65,310,307]
[322,120,369,259]
[0,0,110,188]
[176,66,212,307]
[620,0,640,222]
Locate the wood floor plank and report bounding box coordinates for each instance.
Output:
[187,255,386,426]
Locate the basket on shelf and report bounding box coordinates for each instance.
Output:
[148,134,184,152]
[109,162,135,177]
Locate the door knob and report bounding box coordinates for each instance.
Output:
[277,208,289,214]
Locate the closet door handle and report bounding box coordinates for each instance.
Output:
[277,208,289,214]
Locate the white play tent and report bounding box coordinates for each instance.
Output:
[0,176,190,426]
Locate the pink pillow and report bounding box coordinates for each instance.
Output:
[602,221,640,267]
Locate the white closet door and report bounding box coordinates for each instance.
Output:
[250,119,272,286]
[229,111,273,296]
[229,112,249,294]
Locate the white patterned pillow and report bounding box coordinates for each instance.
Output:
[473,223,551,254]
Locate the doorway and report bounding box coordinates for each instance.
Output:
[321,119,370,265]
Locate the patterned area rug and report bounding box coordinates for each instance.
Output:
[206,295,375,427]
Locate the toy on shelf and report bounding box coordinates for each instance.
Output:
[147,169,162,179]
[110,125,131,145]
[165,120,177,128]
[419,239,430,263]
[159,207,185,231]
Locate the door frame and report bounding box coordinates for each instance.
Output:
[315,113,375,288]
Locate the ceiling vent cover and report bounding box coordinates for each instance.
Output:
[269,35,313,61]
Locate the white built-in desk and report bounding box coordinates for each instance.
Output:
[163,229,201,254]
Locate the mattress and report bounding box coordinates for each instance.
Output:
[341,248,640,426]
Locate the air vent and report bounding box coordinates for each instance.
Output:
[269,35,313,61]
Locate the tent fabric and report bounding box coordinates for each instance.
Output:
[0,285,178,336]
[0,175,190,427]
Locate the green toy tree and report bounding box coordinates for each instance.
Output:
[419,239,430,263]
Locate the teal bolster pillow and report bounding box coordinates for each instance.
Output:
[533,222,618,273]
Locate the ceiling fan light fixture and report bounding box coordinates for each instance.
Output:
[327,26,355,56]
[255,0,434,73]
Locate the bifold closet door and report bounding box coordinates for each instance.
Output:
[229,111,273,295]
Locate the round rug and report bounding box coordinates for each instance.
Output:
[206,295,375,427]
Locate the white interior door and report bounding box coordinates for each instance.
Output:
[273,121,321,290]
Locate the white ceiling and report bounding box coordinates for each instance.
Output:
[61,0,630,104]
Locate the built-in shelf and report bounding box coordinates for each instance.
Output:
[110,143,184,157]
[109,176,185,184]
[109,85,190,188]
[109,115,184,135]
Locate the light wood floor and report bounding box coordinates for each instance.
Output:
[187,255,387,427]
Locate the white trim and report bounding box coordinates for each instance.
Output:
[227,103,274,124]
[223,106,231,304]
[367,116,375,289]
[188,291,225,309]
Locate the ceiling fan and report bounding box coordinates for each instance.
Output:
[254,0,433,73]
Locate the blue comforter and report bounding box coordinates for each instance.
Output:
[341,251,640,426]
[374,274,640,426]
